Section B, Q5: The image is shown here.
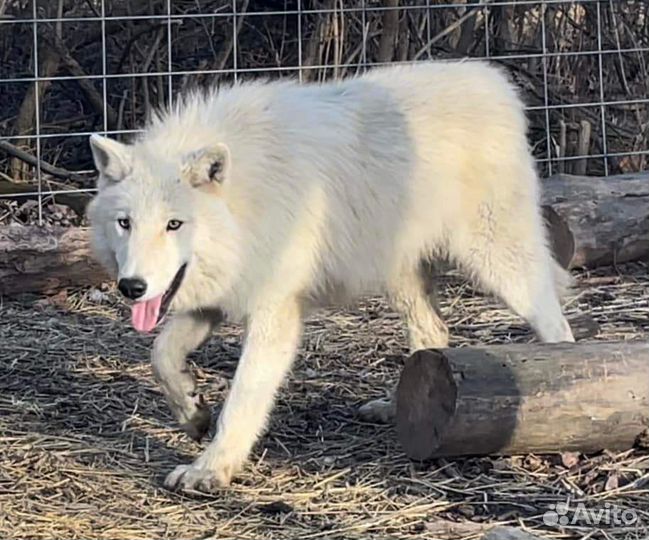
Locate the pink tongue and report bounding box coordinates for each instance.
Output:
[131,295,163,333]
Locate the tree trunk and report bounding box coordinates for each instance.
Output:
[542,173,649,269]
[376,0,400,63]
[0,226,107,296]
[396,342,649,461]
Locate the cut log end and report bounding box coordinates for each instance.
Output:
[542,205,575,270]
[396,342,649,461]
[395,350,458,461]
[542,173,649,269]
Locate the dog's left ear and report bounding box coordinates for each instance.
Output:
[182,144,231,188]
[89,134,132,188]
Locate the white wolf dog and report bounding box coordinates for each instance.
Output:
[87,60,574,491]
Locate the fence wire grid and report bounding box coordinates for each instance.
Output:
[0,0,648,226]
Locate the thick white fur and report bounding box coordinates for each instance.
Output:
[87,61,574,491]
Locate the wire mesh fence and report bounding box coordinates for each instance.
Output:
[0,0,647,226]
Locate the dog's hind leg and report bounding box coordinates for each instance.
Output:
[462,244,574,343]
[152,309,223,441]
[451,203,575,344]
[359,263,449,424]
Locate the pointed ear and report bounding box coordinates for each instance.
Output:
[182,144,231,188]
[89,134,132,187]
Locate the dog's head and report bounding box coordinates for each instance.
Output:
[87,134,236,332]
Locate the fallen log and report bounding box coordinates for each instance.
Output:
[0,225,107,296]
[1,173,649,296]
[542,172,649,269]
[396,342,649,461]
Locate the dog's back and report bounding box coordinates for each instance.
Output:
[189,61,541,304]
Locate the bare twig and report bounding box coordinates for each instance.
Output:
[0,140,89,185]
[212,0,250,77]
[140,27,166,117]
[414,0,492,61]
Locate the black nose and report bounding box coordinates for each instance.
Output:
[118,277,147,300]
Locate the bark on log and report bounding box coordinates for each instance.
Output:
[542,172,649,269]
[396,342,649,461]
[0,225,107,296]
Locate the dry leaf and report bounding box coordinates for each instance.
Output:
[35,289,69,309]
[618,154,646,173]
[561,451,581,468]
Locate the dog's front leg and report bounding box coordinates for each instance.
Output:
[152,310,222,441]
[164,298,302,492]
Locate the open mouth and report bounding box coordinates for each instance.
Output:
[131,263,187,333]
[160,263,187,321]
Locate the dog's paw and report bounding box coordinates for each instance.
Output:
[358,397,396,424]
[180,395,212,442]
[164,452,243,493]
[164,463,230,493]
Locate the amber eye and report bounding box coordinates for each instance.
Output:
[167,219,183,231]
[117,217,130,230]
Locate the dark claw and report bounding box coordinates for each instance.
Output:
[180,397,212,442]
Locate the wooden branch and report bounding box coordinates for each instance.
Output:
[0,180,90,216]
[115,22,176,75]
[0,140,89,185]
[0,226,107,296]
[415,0,487,61]
[81,0,100,18]
[542,172,649,269]
[140,27,166,116]
[575,120,592,176]
[396,342,649,461]
[0,139,93,215]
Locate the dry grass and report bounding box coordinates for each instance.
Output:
[1,264,649,539]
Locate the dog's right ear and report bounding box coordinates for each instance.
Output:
[89,134,132,188]
[181,144,231,189]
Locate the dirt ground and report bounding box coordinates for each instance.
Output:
[1,264,649,540]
